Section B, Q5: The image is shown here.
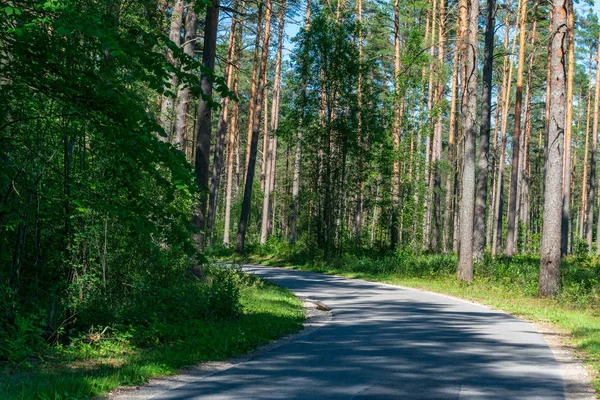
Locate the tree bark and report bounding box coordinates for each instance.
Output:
[192,0,220,252]
[593,35,600,254]
[260,2,285,244]
[580,64,592,238]
[587,36,600,252]
[505,0,528,256]
[457,0,479,281]
[539,0,566,297]
[354,0,364,244]
[174,3,199,151]
[244,6,265,183]
[160,0,184,141]
[423,0,438,246]
[430,0,446,251]
[207,0,239,246]
[223,72,240,247]
[561,0,574,255]
[443,13,461,253]
[473,0,495,261]
[492,3,519,256]
[391,0,402,249]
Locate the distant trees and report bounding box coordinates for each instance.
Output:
[176,0,598,298]
[5,0,600,329]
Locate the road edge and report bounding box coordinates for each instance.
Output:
[102,296,332,399]
[247,263,597,400]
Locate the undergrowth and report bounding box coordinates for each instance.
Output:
[0,265,304,400]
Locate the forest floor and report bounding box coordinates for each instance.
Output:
[0,279,304,400]
[211,251,600,397]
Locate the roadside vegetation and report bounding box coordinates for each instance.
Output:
[208,241,600,392]
[0,265,304,400]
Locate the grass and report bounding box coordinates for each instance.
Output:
[0,277,304,400]
[208,244,600,396]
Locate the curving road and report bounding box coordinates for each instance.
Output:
[119,265,565,399]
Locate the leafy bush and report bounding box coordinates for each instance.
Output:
[0,285,46,363]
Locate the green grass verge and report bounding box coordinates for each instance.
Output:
[226,252,600,396]
[0,278,304,400]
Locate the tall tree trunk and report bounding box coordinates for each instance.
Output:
[192,0,221,251]
[289,0,312,245]
[580,68,592,238]
[539,0,566,297]
[431,0,446,251]
[160,0,184,142]
[236,0,272,252]
[487,101,501,247]
[457,0,479,281]
[473,0,495,261]
[593,35,600,253]
[588,37,600,251]
[492,3,519,255]
[423,0,438,246]
[354,0,364,243]
[580,51,594,238]
[174,3,199,151]
[223,73,240,247]
[261,86,269,191]
[443,15,461,253]
[561,0,574,255]
[505,0,528,256]
[391,0,402,249]
[260,2,285,244]
[207,0,239,246]
[244,5,265,183]
[518,0,539,252]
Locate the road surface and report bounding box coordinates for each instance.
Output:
[118,265,565,399]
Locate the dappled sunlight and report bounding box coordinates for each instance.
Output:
[151,266,564,399]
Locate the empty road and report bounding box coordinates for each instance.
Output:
[118,265,565,399]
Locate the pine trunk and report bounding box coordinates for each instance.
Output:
[236,0,272,252]
[443,15,461,253]
[160,0,184,141]
[473,0,495,261]
[561,0,574,255]
[174,4,199,151]
[289,0,312,245]
[260,3,285,244]
[505,0,528,256]
[587,37,600,251]
[192,0,220,251]
[457,0,479,281]
[539,1,566,297]
[207,0,239,246]
[391,0,402,249]
[492,5,519,255]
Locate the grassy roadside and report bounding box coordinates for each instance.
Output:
[0,277,304,400]
[216,250,600,396]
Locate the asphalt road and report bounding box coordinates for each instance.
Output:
[121,265,565,399]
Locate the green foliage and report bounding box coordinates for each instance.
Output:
[0,286,46,363]
[0,274,304,400]
[0,0,237,370]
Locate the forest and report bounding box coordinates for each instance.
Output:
[2,0,600,397]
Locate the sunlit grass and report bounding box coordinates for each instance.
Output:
[219,248,600,395]
[0,279,304,400]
